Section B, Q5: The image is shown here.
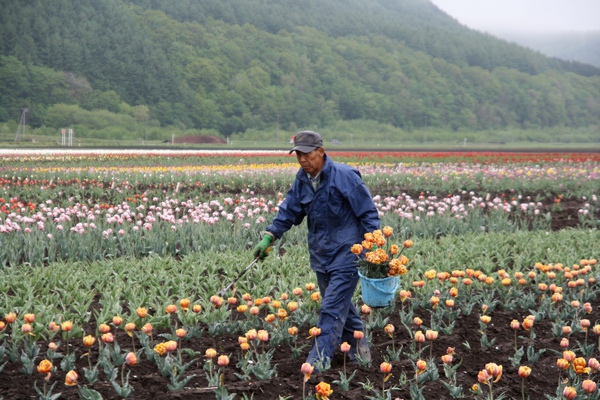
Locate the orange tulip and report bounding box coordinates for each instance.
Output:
[61,321,73,332]
[22,323,33,334]
[101,333,114,343]
[556,358,570,370]
[425,330,438,341]
[441,354,453,364]
[165,304,177,314]
[563,350,576,362]
[98,323,111,334]
[287,301,298,312]
[288,326,299,336]
[64,369,78,386]
[277,309,288,320]
[582,379,597,394]
[125,352,137,366]
[416,359,427,374]
[165,340,177,352]
[245,329,257,341]
[563,386,577,400]
[353,330,364,340]
[301,362,314,381]
[340,342,351,353]
[112,316,123,326]
[192,304,202,313]
[257,330,269,342]
[37,359,53,374]
[414,330,425,343]
[175,328,186,338]
[380,361,392,373]
[384,324,395,335]
[315,381,333,399]
[265,314,276,324]
[136,307,148,318]
[518,366,531,378]
[308,327,322,338]
[24,313,35,323]
[217,355,230,367]
[180,298,191,310]
[5,312,16,324]
[154,343,167,356]
[83,335,96,348]
[141,323,153,335]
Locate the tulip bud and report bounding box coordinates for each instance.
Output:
[287,301,298,312]
[179,298,191,310]
[340,342,351,353]
[101,332,114,343]
[380,362,392,373]
[257,330,269,342]
[217,355,230,367]
[22,323,33,334]
[112,316,123,326]
[142,323,153,335]
[24,313,35,323]
[288,326,299,336]
[425,330,438,341]
[563,350,576,362]
[165,340,177,352]
[83,335,96,348]
[64,369,78,386]
[384,324,395,335]
[175,328,186,338]
[136,307,148,318]
[518,366,531,378]
[245,329,257,341]
[353,330,364,340]
[99,323,111,334]
[125,322,136,332]
[416,359,427,373]
[205,348,217,359]
[582,380,597,394]
[125,352,137,366]
[560,338,569,348]
[5,312,17,324]
[563,386,577,400]
[414,330,425,343]
[192,304,202,313]
[165,304,177,314]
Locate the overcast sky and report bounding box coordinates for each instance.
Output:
[430,0,600,34]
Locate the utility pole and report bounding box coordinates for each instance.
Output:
[14,108,28,142]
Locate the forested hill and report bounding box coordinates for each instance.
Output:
[1,0,599,138]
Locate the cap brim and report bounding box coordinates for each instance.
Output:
[289,145,319,154]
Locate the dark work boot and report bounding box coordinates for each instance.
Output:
[348,336,371,364]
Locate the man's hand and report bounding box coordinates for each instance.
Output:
[253,234,273,260]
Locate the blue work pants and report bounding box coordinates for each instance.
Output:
[306,268,365,365]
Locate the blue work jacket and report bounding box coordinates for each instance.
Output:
[266,154,380,272]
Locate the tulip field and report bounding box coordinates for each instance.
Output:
[0,149,599,400]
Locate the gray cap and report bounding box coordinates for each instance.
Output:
[289,131,323,154]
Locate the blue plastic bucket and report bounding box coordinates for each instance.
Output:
[358,271,400,307]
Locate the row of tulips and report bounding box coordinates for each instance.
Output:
[2,254,599,398]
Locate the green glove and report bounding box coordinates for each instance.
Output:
[253,234,273,260]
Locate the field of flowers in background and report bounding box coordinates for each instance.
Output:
[0,149,599,399]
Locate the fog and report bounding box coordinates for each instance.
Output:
[430,0,600,34]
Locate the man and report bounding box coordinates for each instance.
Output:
[253,130,380,367]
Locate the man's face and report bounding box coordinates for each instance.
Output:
[295,147,325,177]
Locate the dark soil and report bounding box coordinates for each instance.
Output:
[1,304,597,400]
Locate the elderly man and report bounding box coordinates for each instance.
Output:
[253,130,379,367]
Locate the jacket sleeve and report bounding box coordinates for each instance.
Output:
[265,179,306,240]
[347,170,380,233]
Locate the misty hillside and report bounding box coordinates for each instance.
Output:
[1,0,599,139]
[497,31,600,68]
